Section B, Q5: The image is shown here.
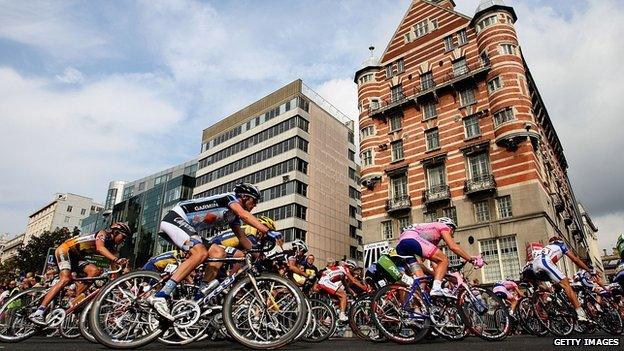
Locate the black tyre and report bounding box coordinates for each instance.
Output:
[303,298,336,342]
[458,287,510,341]
[89,270,165,349]
[79,300,97,343]
[370,284,431,344]
[348,295,385,342]
[222,273,307,349]
[0,287,46,343]
[516,297,548,336]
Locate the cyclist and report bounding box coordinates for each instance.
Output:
[530,236,592,321]
[29,222,131,325]
[283,240,311,280]
[395,217,484,297]
[317,259,369,322]
[150,183,281,321]
[492,278,524,312]
[210,216,279,277]
[142,249,186,272]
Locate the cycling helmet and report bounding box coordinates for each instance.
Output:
[258,216,276,231]
[234,183,262,200]
[110,222,132,236]
[437,217,457,229]
[291,239,308,253]
[343,259,357,269]
[549,236,564,244]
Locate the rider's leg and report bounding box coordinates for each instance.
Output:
[335,288,348,321]
[73,263,100,301]
[559,278,580,308]
[39,269,73,309]
[429,250,449,292]
[155,243,210,299]
[202,245,226,283]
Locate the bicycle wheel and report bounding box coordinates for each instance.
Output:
[222,273,307,349]
[0,287,46,342]
[516,297,548,336]
[458,287,510,341]
[536,291,574,336]
[348,295,385,342]
[370,284,430,344]
[89,270,164,349]
[293,298,313,342]
[303,298,336,342]
[594,298,623,335]
[59,311,81,338]
[79,300,97,343]
[431,299,468,340]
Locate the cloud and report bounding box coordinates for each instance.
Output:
[0,67,184,233]
[55,67,84,84]
[314,78,359,121]
[593,212,624,252]
[0,1,112,60]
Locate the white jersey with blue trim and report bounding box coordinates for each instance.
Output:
[176,193,241,232]
[536,243,569,264]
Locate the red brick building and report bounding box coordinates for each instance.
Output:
[354,0,595,282]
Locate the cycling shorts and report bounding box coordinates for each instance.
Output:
[160,206,210,252]
[531,255,565,284]
[55,246,90,272]
[395,237,438,261]
[317,280,344,295]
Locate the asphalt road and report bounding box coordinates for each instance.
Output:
[0,333,621,351]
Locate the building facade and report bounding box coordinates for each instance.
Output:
[354,0,590,282]
[110,160,197,267]
[25,193,103,243]
[0,234,25,263]
[104,180,127,211]
[578,203,602,277]
[194,79,363,263]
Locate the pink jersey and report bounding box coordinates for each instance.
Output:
[399,222,450,246]
[494,280,518,290]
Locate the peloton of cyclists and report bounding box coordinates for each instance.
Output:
[149,182,282,321]
[29,222,132,325]
[317,259,370,322]
[528,236,593,321]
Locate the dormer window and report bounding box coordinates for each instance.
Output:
[414,20,429,38]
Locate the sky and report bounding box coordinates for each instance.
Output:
[0,0,623,252]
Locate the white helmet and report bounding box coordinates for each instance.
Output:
[291,239,308,253]
[437,217,456,229]
[343,259,357,269]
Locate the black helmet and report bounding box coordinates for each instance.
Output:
[110,222,132,236]
[234,183,262,200]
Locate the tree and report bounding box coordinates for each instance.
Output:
[14,227,77,274]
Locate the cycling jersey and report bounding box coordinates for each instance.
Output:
[317,265,348,294]
[55,231,117,271]
[160,193,242,251]
[143,250,184,272]
[209,226,260,248]
[530,242,569,283]
[395,222,451,260]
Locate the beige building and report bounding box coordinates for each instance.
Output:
[0,234,25,263]
[25,193,103,243]
[578,203,602,277]
[194,79,362,262]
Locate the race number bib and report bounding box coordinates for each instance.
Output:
[164,263,178,274]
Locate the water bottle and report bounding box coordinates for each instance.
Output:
[474,291,486,313]
[200,279,219,296]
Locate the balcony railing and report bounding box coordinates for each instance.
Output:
[562,212,573,226]
[453,65,470,77]
[551,194,564,212]
[386,195,411,214]
[423,184,451,204]
[464,174,496,195]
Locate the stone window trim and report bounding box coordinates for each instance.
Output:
[499,43,519,56]
[493,107,516,128]
[487,76,503,94]
[462,113,483,141]
[425,127,441,152]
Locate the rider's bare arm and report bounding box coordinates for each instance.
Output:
[287,259,307,276]
[95,232,120,262]
[228,202,270,234]
[565,251,590,272]
[346,271,369,291]
[440,230,471,261]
